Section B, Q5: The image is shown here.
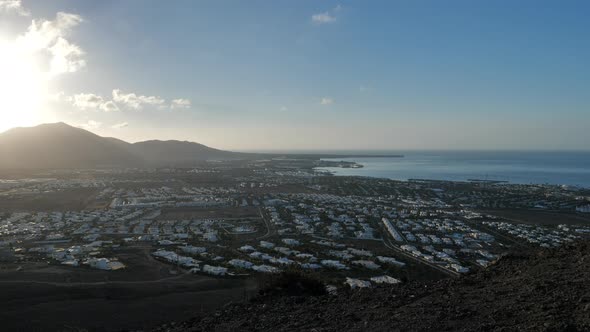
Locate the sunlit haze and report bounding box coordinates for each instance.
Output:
[0,0,589,150]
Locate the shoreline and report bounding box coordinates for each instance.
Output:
[313,167,590,189]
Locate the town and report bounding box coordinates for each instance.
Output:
[1,160,589,291]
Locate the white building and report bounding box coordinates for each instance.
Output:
[321,260,349,270]
[370,275,401,284]
[345,277,371,289]
[382,218,405,242]
[202,265,228,276]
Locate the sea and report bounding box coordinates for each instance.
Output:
[314,151,590,188]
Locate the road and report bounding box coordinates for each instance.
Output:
[463,219,527,249]
[256,206,274,240]
[382,235,460,278]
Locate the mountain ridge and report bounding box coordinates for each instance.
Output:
[0,122,404,169]
[0,122,245,169]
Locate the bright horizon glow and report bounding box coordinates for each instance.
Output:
[0,121,588,153]
[0,37,48,132]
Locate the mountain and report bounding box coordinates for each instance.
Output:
[131,140,248,166]
[0,122,403,169]
[0,123,141,169]
[0,123,246,169]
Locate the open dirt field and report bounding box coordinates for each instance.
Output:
[157,206,260,220]
[0,277,256,331]
[0,188,101,212]
[481,209,590,226]
[0,247,258,331]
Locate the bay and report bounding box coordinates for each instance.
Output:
[315,151,590,188]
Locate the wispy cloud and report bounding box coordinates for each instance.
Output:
[78,120,102,130]
[320,97,334,105]
[100,100,119,112]
[71,93,104,110]
[71,93,119,112]
[311,5,341,24]
[312,13,336,24]
[170,98,191,110]
[111,122,128,129]
[69,90,190,112]
[112,89,165,110]
[0,0,30,16]
[280,106,288,112]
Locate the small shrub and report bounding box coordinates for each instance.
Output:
[257,271,327,297]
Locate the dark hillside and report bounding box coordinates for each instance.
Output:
[0,123,248,169]
[130,140,247,165]
[0,123,141,169]
[153,242,590,331]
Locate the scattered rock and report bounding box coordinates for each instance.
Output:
[151,242,590,332]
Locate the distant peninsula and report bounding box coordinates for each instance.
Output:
[315,160,364,169]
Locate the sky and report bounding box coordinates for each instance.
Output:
[0,0,588,151]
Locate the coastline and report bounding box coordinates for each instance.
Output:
[313,151,590,188]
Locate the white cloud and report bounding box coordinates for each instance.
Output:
[320,97,334,105]
[170,98,191,110]
[112,89,165,110]
[0,0,30,16]
[312,12,336,24]
[1,3,192,123]
[312,5,341,24]
[0,4,86,117]
[359,85,372,92]
[280,106,288,112]
[100,100,119,112]
[78,120,102,130]
[111,122,128,129]
[68,90,188,112]
[71,93,119,112]
[49,36,85,74]
[72,93,105,110]
[16,12,85,77]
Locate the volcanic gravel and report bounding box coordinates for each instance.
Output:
[152,242,590,332]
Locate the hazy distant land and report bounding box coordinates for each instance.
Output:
[0,123,401,170]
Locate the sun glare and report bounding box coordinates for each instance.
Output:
[0,38,47,133]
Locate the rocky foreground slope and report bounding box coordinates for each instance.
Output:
[153,243,590,331]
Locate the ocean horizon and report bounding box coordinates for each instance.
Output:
[314,150,590,188]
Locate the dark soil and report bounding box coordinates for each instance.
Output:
[151,242,590,332]
[479,208,590,226]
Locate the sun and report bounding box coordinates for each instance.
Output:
[0,38,48,133]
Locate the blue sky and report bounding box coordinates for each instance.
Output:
[1,0,589,150]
